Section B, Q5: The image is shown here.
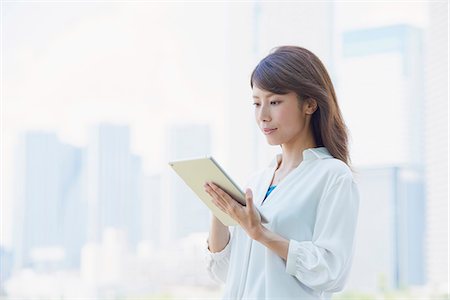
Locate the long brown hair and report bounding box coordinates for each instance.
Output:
[250,46,352,168]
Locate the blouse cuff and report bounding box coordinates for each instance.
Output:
[205,237,232,261]
[286,239,316,277]
[286,239,300,276]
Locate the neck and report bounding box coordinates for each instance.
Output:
[278,131,317,171]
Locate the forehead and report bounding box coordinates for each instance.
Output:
[252,86,277,98]
[252,86,295,99]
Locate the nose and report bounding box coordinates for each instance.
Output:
[257,104,271,123]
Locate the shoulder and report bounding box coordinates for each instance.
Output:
[304,147,353,181]
[314,157,354,183]
[314,159,359,206]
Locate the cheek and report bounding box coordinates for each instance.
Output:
[277,108,295,122]
[254,111,259,124]
[282,111,303,128]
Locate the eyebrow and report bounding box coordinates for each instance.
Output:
[252,93,276,99]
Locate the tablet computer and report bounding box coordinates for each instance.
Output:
[168,156,268,226]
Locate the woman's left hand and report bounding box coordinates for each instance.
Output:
[204,182,263,240]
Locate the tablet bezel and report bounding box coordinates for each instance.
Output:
[168,156,268,226]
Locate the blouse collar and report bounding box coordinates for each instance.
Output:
[271,147,333,167]
[303,147,333,160]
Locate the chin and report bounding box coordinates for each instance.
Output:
[266,139,281,146]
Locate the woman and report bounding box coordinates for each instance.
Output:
[204,46,359,299]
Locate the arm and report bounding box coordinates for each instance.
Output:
[253,226,289,260]
[205,208,233,284]
[207,214,230,253]
[205,181,289,258]
[285,174,359,292]
[205,174,359,292]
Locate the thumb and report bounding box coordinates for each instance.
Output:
[245,188,254,208]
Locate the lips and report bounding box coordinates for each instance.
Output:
[263,128,277,135]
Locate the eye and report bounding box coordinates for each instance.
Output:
[253,103,260,107]
[270,100,281,105]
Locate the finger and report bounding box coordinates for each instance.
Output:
[205,184,228,210]
[210,191,234,216]
[209,183,237,207]
[208,183,243,220]
[205,182,220,198]
[212,197,228,213]
[245,188,254,209]
[204,184,216,199]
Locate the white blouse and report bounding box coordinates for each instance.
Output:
[205,147,360,300]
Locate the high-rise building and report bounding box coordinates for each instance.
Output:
[128,154,143,248]
[0,246,13,295]
[224,2,335,183]
[141,174,162,248]
[13,131,84,270]
[347,166,425,292]
[85,124,142,251]
[59,144,85,268]
[339,24,424,167]
[424,1,449,293]
[166,123,211,240]
[338,24,426,290]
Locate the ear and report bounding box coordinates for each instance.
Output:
[304,98,318,115]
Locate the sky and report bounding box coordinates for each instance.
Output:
[2,2,231,248]
[1,1,431,248]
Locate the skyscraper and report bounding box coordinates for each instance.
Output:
[424,1,449,293]
[252,2,335,167]
[128,154,143,248]
[141,174,162,248]
[0,246,13,295]
[85,124,142,250]
[339,24,426,290]
[13,131,84,270]
[339,24,424,167]
[224,2,335,182]
[166,123,211,240]
[347,166,425,292]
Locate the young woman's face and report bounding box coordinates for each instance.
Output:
[252,86,311,146]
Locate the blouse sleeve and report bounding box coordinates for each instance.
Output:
[204,231,233,284]
[285,173,360,292]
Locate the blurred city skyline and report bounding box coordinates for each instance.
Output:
[2,2,430,246]
[1,1,447,299]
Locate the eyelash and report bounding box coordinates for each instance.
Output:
[253,101,281,107]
